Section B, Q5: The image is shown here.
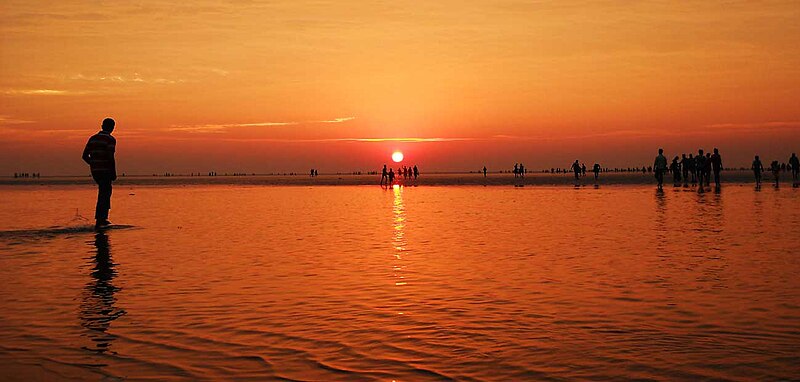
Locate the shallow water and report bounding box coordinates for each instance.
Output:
[0,184,798,381]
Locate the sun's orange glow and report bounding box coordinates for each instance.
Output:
[391,151,404,163]
[0,2,798,174]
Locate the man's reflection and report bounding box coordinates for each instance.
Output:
[80,232,125,354]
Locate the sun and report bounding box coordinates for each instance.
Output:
[392,151,404,163]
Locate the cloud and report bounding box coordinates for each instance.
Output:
[69,73,184,84]
[168,117,356,133]
[2,89,76,95]
[0,116,34,125]
[214,136,481,143]
[704,121,800,131]
[318,117,355,123]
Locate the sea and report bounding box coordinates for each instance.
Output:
[0,173,798,381]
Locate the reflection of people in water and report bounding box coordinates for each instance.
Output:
[82,118,117,229]
[79,232,125,354]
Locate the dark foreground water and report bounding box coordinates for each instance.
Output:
[0,184,798,381]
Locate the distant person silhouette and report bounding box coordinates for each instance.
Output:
[686,154,695,185]
[704,152,712,187]
[695,149,707,189]
[710,148,723,188]
[82,118,117,229]
[380,164,388,185]
[752,155,764,187]
[483,166,487,177]
[653,148,667,190]
[790,153,800,186]
[670,156,681,186]
[413,165,419,180]
[519,163,525,178]
[571,160,581,181]
[770,160,780,187]
[593,163,600,181]
[581,163,587,177]
[388,168,395,184]
[513,163,519,178]
[680,154,689,186]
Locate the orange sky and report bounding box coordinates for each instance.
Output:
[1,1,799,174]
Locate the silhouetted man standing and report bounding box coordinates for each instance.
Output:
[790,153,800,186]
[710,148,723,188]
[653,148,667,190]
[82,118,117,229]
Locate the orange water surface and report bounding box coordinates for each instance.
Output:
[0,185,798,381]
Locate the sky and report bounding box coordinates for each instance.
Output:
[1,0,799,175]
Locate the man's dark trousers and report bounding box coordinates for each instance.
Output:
[92,172,113,221]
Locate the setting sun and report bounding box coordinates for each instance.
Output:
[392,151,404,163]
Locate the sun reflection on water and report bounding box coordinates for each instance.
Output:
[392,186,407,287]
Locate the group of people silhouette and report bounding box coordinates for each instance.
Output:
[79,118,798,228]
[564,161,602,183]
[512,163,526,177]
[380,164,419,186]
[755,153,799,188]
[13,172,41,178]
[654,148,724,191]
[652,148,800,190]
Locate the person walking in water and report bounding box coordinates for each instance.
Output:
[752,155,764,188]
[688,153,697,185]
[513,163,519,178]
[570,160,581,182]
[388,168,395,185]
[790,153,800,186]
[593,163,601,181]
[670,156,681,186]
[653,148,668,190]
[680,154,689,187]
[710,148,723,188]
[380,164,388,186]
[482,166,487,177]
[770,160,780,187]
[413,165,419,180]
[82,118,117,229]
[695,149,707,190]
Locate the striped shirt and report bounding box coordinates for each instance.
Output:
[82,131,116,174]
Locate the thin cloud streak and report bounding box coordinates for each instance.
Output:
[168,117,356,132]
[2,89,76,95]
[0,116,34,125]
[218,137,480,143]
[69,73,185,84]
